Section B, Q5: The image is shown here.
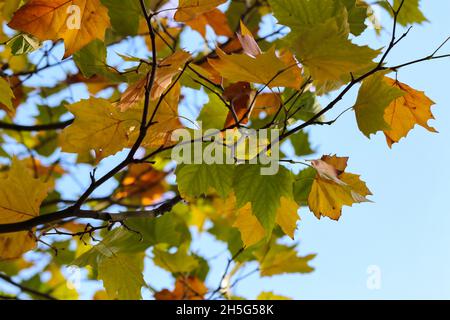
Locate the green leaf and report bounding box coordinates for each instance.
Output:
[197,92,229,130]
[176,163,235,198]
[153,246,199,274]
[342,0,368,36]
[293,167,316,206]
[101,0,141,36]
[290,131,314,157]
[269,0,346,30]
[97,252,145,300]
[380,0,427,26]
[353,73,405,137]
[73,40,123,81]
[289,19,380,86]
[233,165,294,233]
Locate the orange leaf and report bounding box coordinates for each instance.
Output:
[155,276,207,300]
[8,0,111,58]
[383,77,437,147]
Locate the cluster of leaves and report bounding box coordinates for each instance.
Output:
[0,0,447,300]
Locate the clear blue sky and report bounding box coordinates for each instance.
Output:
[235,1,450,299]
[4,1,450,300]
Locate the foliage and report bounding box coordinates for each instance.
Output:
[0,0,447,300]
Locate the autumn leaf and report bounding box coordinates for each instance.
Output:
[255,242,315,276]
[8,0,111,57]
[185,8,233,38]
[155,276,207,300]
[208,46,303,89]
[232,203,266,247]
[59,98,141,160]
[0,158,49,260]
[307,155,372,220]
[382,77,437,147]
[275,196,300,239]
[118,76,148,112]
[0,77,14,115]
[174,0,227,22]
[222,82,254,128]
[151,50,191,99]
[210,47,302,88]
[114,163,167,206]
[233,165,294,233]
[354,73,405,138]
[257,291,292,300]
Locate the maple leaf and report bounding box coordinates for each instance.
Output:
[232,203,266,247]
[222,82,254,128]
[380,0,428,26]
[255,242,315,276]
[0,158,49,260]
[209,36,303,89]
[8,0,111,58]
[118,76,148,112]
[275,196,300,239]
[307,155,372,220]
[60,98,141,160]
[114,164,167,206]
[155,276,207,300]
[174,0,227,22]
[150,50,191,99]
[0,77,14,115]
[97,252,145,300]
[383,77,437,147]
[233,165,294,233]
[185,8,233,38]
[354,73,405,137]
[237,20,262,57]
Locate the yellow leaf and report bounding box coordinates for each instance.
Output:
[257,291,292,300]
[256,242,315,276]
[0,158,49,260]
[275,196,300,239]
[174,0,227,22]
[383,77,437,147]
[60,98,141,160]
[142,82,182,147]
[8,0,111,57]
[232,203,266,247]
[307,155,372,220]
[208,47,303,89]
[0,77,14,115]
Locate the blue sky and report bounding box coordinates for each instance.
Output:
[248,1,450,299]
[2,1,450,300]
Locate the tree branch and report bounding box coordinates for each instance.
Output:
[0,119,73,132]
[0,196,182,234]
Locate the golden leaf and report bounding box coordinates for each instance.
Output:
[0,158,49,260]
[383,77,437,147]
[308,155,372,220]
